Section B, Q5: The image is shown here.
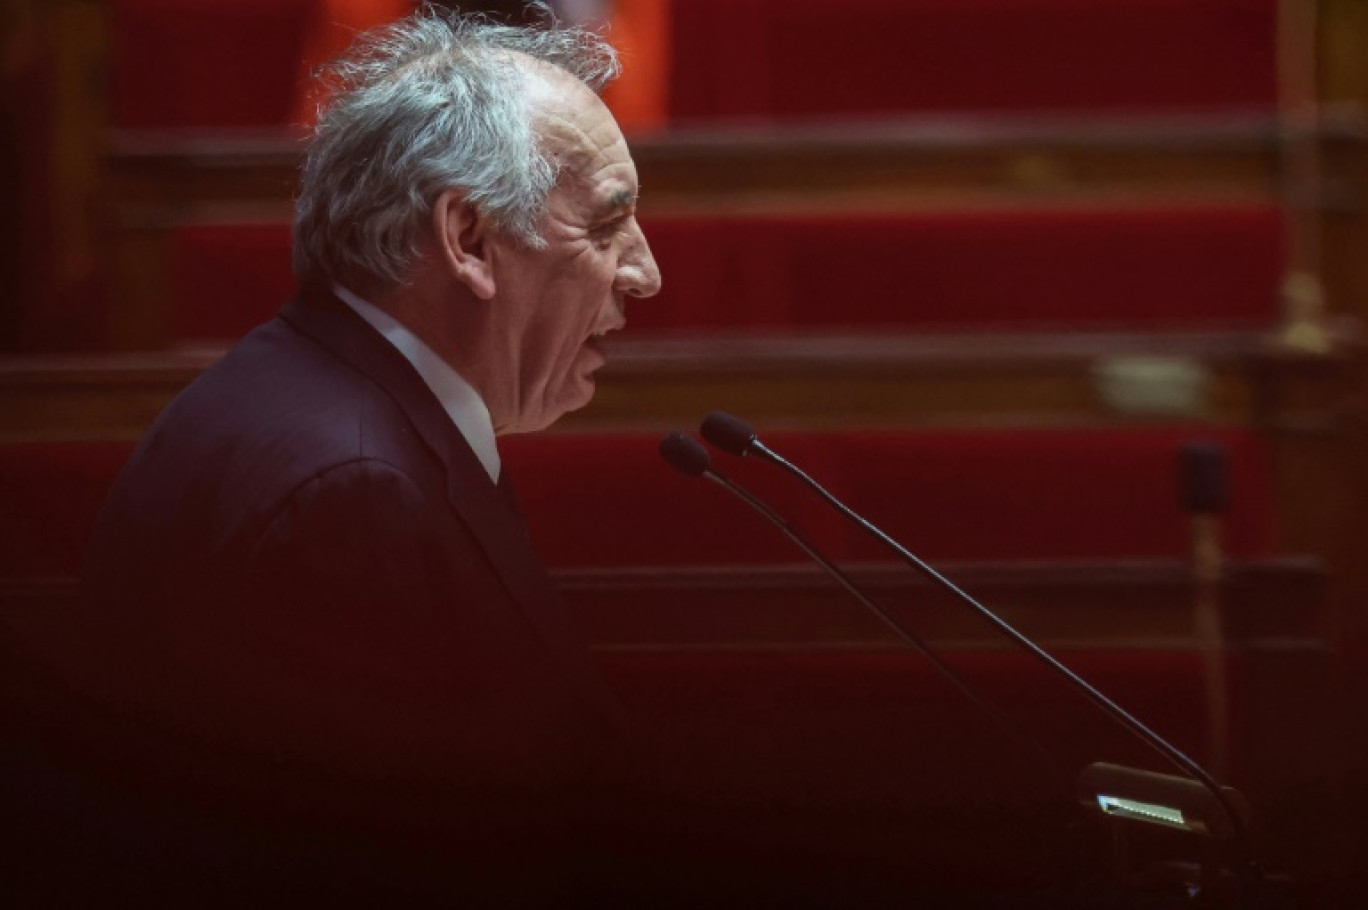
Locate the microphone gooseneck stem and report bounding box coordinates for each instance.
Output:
[702,469,1068,800]
[746,438,1251,858]
[702,471,948,662]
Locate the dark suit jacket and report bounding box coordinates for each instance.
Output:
[73,288,627,900]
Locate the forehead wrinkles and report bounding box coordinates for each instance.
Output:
[537,111,599,175]
[535,103,627,192]
[521,65,624,180]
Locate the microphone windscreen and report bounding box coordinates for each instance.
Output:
[659,432,712,477]
[1178,440,1229,514]
[700,411,757,456]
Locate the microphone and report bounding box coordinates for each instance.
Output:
[697,411,1253,861]
[697,410,757,457]
[658,431,1066,797]
[658,430,713,478]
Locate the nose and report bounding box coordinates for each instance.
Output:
[616,220,662,299]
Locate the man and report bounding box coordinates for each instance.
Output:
[72,6,660,901]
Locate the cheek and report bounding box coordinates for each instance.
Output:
[521,292,594,386]
[558,265,614,334]
[514,254,615,384]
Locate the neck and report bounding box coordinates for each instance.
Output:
[372,275,506,428]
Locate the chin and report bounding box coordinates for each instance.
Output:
[510,381,595,435]
[547,390,595,429]
[517,404,577,435]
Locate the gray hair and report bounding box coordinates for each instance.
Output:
[292,3,620,294]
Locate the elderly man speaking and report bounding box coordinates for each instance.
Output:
[75,5,660,903]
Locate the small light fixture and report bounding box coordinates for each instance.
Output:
[1095,794,1188,831]
[1077,762,1251,840]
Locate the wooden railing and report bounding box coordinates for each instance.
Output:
[107,109,1366,217]
[0,328,1355,441]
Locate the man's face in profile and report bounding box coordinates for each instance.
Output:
[481,72,662,435]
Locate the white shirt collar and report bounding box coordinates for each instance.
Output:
[334,284,501,484]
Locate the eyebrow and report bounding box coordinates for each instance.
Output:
[596,187,639,217]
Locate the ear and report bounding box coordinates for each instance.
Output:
[432,188,496,300]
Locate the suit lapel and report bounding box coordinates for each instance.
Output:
[280,290,620,725]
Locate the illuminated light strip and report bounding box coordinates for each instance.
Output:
[1096,794,1189,832]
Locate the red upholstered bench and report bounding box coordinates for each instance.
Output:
[508,432,849,568]
[502,426,1275,568]
[635,207,1286,333]
[672,0,1277,121]
[0,427,1273,578]
[830,427,1275,563]
[167,206,1284,342]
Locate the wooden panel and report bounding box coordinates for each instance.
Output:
[0,350,212,441]
[0,331,1347,441]
[632,114,1292,212]
[104,112,1331,221]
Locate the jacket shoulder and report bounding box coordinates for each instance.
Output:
[86,318,444,578]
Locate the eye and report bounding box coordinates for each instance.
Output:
[590,219,625,249]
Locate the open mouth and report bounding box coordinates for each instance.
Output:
[585,325,618,353]
[581,336,609,373]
